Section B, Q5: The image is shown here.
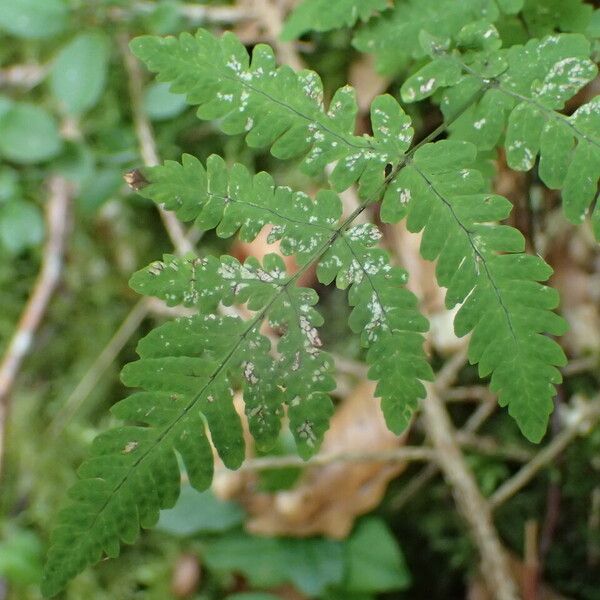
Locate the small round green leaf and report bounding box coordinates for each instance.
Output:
[0,201,44,254]
[345,518,411,593]
[157,486,245,536]
[0,104,62,164]
[50,31,110,115]
[0,0,68,39]
[143,82,187,121]
[0,168,20,203]
[0,95,13,119]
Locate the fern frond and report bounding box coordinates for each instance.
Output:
[381,139,567,442]
[137,153,340,265]
[44,20,581,594]
[402,31,600,235]
[43,150,432,594]
[280,0,389,40]
[42,250,337,596]
[317,224,433,432]
[130,31,413,197]
[352,0,596,75]
[139,152,433,433]
[352,0,514,75]
[522,0,595,37]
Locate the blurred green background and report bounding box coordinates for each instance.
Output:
[1,1,599,599]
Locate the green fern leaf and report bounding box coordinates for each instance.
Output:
[43,21,584,595]
[139,153,432,433]
[317,223,433,432]
[132,252,336,455]
[381,140,567,442]
[43,144,433,594]
[352,0,503,75]
[130,31,412,197]
[403,31,599,233]
[521,0,594,37]
[281,0,389,40]
[352,0,596,75]
[137,153,340,264]
[42,249,338,595]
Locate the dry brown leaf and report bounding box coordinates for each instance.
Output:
[383,220,461,354]
[214,382,408,538]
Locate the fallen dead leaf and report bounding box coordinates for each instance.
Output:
[214,381,409,538]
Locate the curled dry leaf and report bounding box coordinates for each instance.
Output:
[213,382,409,538]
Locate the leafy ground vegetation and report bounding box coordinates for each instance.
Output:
[1,1,600,599]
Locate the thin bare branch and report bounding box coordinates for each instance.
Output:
[48,35,197,434]
[0,176,71,474]
[118,31,194,255]
[442,385,493,402]
[108,2,253,24]
[0,63,47,90]
[251,0,304,71]
[48,298,150,438]
[457,432,534,462]
[561,355,598,377]
[391,394,498,511]
[489,399,600,509]
[223,446,435,474]
[421,383,519,600]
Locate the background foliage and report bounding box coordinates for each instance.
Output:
[1,1,599,599]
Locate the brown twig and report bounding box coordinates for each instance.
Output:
[457,432,533,462]
[421,381,519,600]
[222,446,435,474]
[108,2,253,24]
[48,35,196,434]
[118,31,194,255]
[48,298,150,438]
[0,63,47,90]
[0,176,71,474]
[561,354,598,377]
[391,385,498,511]
[523,520,540,600]
[442,384,494,402]
[388,343,518,598]
[251,0,304,71]
[489,400,600,509]
[588,487,600,567]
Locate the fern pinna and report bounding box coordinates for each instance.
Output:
[43,10,598,595]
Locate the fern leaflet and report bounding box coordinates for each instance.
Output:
[401,30,600,235]
[352,0,596,75]
[381,139,567,441]
[43,23,577,595]
[130,31,412,197]
[42,152,430,595]
[280,0,389,40]
[352,0,514,75]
